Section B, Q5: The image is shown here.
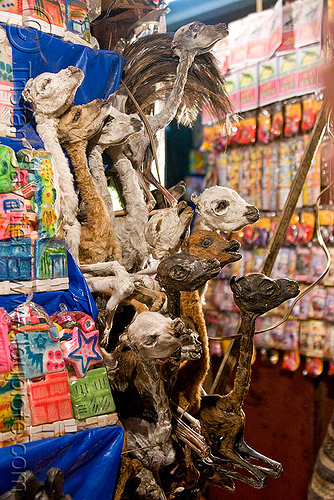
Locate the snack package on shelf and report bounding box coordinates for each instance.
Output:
[324,248,334,286]
[318,210,334,246]
[298,211,315,244]
[310,246,328,281]
[282,350,300,372]
[303,139,321,206]
[254,316,275,349]
[278,140,292,209]
[252,218,271,247]
[303,357,323,377]
[257,108,271,144]
[308,287,327,319]
[272,247,296,279]
[270,101,284,140]
[301,94,323,132]
[240,112,257,145]
[284,99,302,137]
[325,289,334,321]
[285,214,299,246]
[295,247,312,282]
[282,320,300,350]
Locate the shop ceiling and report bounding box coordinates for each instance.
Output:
[166,0,275,31]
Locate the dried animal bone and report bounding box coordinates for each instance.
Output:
[57,97,122,264]
[103,313,201,475]
[191,186,260,232]
[199,273,300,488]
[22,66,84,262]
[119,22,230,204]
[173,231,242,414]
[145,202,194,260]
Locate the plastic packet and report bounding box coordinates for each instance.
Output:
[282,350,300,372]
[284,99,302,137]
[51,304,95,333]
[308,288,327,319]
[257,108,271,144]
[298,212,315,244]
[240,113,257,145]
[303,357,323,377]
[269,101,284,140]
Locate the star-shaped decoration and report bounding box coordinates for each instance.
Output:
[33,333,48,349]
[62,327,102,378]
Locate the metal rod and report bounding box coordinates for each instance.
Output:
[260,99,328,277]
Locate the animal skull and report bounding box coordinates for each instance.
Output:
[191,186,260,232]
[22,66,84,117]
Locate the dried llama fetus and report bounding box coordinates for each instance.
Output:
[145,201,194,260]
[57,97,123,264]
[199,273,299,488]
[156,252,221,318]
[22,67,84,262]
[120,22,230,206]
[174,231,242,414]
[191,186,260,232]
[103,312,201,475]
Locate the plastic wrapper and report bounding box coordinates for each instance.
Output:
[282,350,300,372]
[0,426,124,500]
[295,247,312,282]
[283,99,302,137]
[257,108,271,144]
[308,287,327,319]
[270,102,284,140]
[303,357,323,377]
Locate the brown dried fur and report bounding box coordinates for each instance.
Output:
[174,231,241,414]
[121,33,233,126]
[58,100,122,264]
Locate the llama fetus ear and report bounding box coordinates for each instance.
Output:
[119,332,129,344]
[172,317,184,336]
[22,79,34,102]
[230,276,242,297]
[191,192,200,205]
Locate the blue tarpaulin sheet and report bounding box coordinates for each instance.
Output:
[3,23,126,133]
[0,26,125,317]
[0,426,124,499]
[0,251,99,319]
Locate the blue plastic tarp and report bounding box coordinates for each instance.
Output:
[0,25,125,316]
[0,251,99,319]
[3,24,126,131]
[0,425,124,500]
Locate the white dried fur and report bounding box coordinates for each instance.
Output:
[22,67,84,262]
[192,185,260,233]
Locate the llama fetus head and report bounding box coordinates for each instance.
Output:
[230,273,300,316]
[22,66,84,117]
[192,186,260,232]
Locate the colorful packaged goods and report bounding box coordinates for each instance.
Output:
[68,367,116,420]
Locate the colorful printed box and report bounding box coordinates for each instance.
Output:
[0,371,22,432]
[69,367,116,420]
[27,372,73,425]
[16,329,65,379]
